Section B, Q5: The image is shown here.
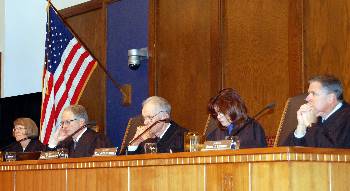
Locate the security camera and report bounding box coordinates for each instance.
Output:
[128,55,141,70]
[128,48,148,70]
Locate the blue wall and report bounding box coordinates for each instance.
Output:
[106,0,149,147]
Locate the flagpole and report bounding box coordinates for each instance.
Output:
[46,1,131,106]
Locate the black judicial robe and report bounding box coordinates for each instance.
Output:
[3,139,45,152]
[206,118,267,148]
[290,102,350,148]
[56,128,113,158]
[129,121,188,154]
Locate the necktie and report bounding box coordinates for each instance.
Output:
[227,123,234,135]
[73,140,78,150]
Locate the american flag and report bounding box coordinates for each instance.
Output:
[40,5,97,144]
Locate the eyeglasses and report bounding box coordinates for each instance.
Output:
[143,111,166,121]
[212,111,225,118]
[13,126,26,132]
[60,118,78,126]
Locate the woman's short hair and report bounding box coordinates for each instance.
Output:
[208,88,248,126]
[13,118,39,138]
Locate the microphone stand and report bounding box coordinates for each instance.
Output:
[230,102,276,137]
[57,123,94,147]
[125,119,170,155]
[128,119,170,146]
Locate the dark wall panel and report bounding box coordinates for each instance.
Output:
[106,0,149,147]
[0,93,41,149]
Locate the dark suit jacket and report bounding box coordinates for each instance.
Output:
[290,102,350,148]
[128,121,188,154]
[3,139,45,152]
[206,118,267,148]
[57,128,113,158]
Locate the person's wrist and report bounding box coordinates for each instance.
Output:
[294,124,307,138]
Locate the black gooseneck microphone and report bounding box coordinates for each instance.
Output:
[57,121,97,146]
[251,102,276,119]
[128,118,170,146]
[230,102,276,137]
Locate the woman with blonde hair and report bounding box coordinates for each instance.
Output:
[4,118,45,152]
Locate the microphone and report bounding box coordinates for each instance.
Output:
[231,102,275,136]
[57,122,96,146]
[251,102,276,119]
[128,118,170,146]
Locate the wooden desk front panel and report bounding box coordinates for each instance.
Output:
[15,170,66,191]
[67,168,128,191]
[130,165,205,191]
[0,171,13,191]
[2,148,350,191]
[206,163,249,191]
[331,163,350,191]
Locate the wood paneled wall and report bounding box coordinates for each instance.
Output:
[150,0,350,137]
[60,0,350,138]
[59,0,107,132]
[303,0,350,100]
[222,0,292,135]
[149,0,222,132]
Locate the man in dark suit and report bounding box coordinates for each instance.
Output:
[48,105,113,158]
[128,96,188,154]
[290,75,350,148]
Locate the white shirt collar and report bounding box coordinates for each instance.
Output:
[323,102,343,121]
[74,127,87,142]
[159,123,171,139]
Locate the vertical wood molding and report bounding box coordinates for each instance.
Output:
[288,0,304,96]
[148,0,157,95]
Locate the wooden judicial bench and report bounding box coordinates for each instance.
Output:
[1,147,350,191]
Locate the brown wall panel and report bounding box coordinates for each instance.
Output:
[151,0,222,132]
[222,0,290,136]
[303,0,350,100]
[60,2,107,132]
[151,0,304,137]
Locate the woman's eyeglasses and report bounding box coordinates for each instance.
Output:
[13,126,26,132]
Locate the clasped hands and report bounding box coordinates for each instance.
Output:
[295,103,317,137]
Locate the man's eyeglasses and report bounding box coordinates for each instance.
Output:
[60,118,78,126]
[143,111,166,121]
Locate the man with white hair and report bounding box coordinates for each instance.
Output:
[49,104,113,157]
[128,96,188,154]
[291,75,350,148]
